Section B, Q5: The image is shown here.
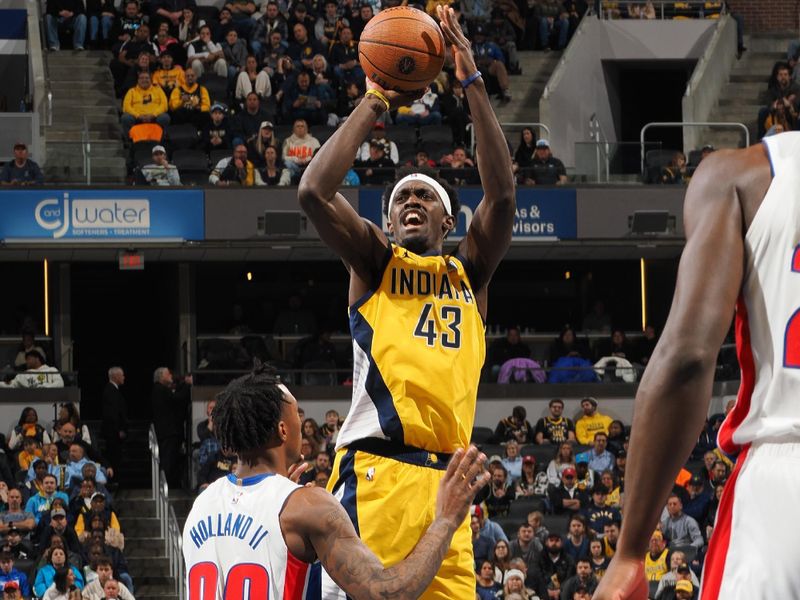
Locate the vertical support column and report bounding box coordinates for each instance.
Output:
[177,263,195,375]
[56,263,72,372]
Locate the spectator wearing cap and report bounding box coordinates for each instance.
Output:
[548,466,587,516]
[45,0,88,51]
[575,398,613,445]
[560,557,598,600]
[36,508,83,559]
[0,554,29,599]
[472,504,509,546]
[0,488,34,535]
[2,580,20,600]
[1,352,63,389]
[329,27,363,85]
[515,455,549,507]
[139,145,182,186]
[121,71,170,138]
[674,579,694,600]
[210,143,265,186]
[169,68,210,128]
[356,122,398,164]
[581,484,620,535]
[682,474,711,524]
[655,555,699,598]
[247,121,279,167]
[501,567,535,599]
[74,493,120,540]
[234,92,275,146]
[525,139,567,185]
[660,494,704,551]
[201,104,233,152]
[281,119,320,180]
[471,513,495,569]
[472,25,512,103]
[188,25,228,79]
[534,398,576,445]
[575,432,614,475]
[2,525,34,561]
[0,143,44,186]
[355,138,394,185]
[644,530,669,583]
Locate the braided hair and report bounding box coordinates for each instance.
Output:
[211,364,288,457]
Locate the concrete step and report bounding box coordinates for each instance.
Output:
[127,557,171,577]
[720,81,767,99]
[45,69,114,82]
[124,537,166,557]
[736,54,787,73]
[46,140,127,158]
[717,97,766,108]
[730,73,768,84]
[48,122,123,139]
[45,129,122,142]
[120,517,162,536]
[138,595,178,600]
[53,106,119,120]
[746,32,796,54]
[135,584,178,597]
[130,576,174,587]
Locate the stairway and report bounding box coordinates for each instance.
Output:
[703,31,794,149]
[43,50,127,183]
[115,488,194,600]
[493,50,561,126]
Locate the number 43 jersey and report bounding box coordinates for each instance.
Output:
[337,244,486,454]
[183,473,315,600]
[719,132,800,455]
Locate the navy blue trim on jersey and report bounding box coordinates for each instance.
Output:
[226,472,275,486]
[346,438,451,471]
[349,310,404,442]
[336,449,360,536]
[349,244,394,313]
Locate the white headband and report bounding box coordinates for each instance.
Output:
[387,173,452,217]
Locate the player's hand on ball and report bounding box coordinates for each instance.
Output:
[435,445,488,530]
[365,77,425,110]
[436,5,478,82]
[592,555,649,600]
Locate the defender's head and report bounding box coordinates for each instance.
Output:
[381,166,459,254]
[212,365,302,468]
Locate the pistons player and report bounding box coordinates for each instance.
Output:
[183,366,488,600]
[594,134,800,600]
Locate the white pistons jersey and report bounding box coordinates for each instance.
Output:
[182,472,315,600]
[718,131,800,455]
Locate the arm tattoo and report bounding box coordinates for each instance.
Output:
[316,508,455,599]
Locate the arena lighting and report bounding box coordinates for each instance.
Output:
[640,258,647,332]
[564,271,571,280]
[43,259,49,336]
[246,272,253,282]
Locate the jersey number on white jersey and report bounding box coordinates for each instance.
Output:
[189,562,270,600]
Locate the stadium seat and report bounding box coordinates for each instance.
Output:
[301,360,337,386]
[167,123,200,150]
[687,149,703,167]
[543,512,571,536]
[209,148,231,168]
[471,426,494,444]
[201,75,229,105]
[181,170,210,186]
[508,497,546,520]
[388,125,420,162]
[648,580,659,599]
[194,5,220,23]
[419,125,455,161]
[521,444,557,466]
[172,149,209,172]
[266,360,296,385]
[671,544,697,562]
[480,444,504,460]
[315,126,337,146]
[131,141,158,167]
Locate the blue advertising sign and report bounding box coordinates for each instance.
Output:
[0,189,205,241]
[358,187,577,240]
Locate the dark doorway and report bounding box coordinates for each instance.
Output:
[71,263,179,420]
[603,59,696,171]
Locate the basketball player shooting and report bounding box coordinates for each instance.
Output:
[297,6,515,599]
[595,135,800,600]
[182,367,489,599]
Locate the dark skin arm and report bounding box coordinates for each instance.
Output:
[438,6,515,300]
[281,447,487,599]
[593,144,771,600]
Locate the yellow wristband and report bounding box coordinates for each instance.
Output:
[365,88,390,112]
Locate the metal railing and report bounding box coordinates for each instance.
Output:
[639,121,749,174]
[82,115,92,185]
[588,114,611,182]
[149,425,185,600]
[467,123,552,157]
[27,0,47,163]
[596,1,727,20]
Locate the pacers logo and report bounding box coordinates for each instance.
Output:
[397,56,416,75]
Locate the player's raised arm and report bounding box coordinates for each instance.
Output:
[297,86,421,285]
[281,446,488,600]
[593,145,771,600]
[437,5,515,291]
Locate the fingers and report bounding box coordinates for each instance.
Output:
[442,447,465,483]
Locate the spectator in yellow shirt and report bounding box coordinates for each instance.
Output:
[575,397,613,445]
[152,52,186,97]
[169,69,210,129]
[121,71,170,137]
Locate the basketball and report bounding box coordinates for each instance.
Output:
[358,6,446,92]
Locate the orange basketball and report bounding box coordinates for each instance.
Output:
[358,6,446,92]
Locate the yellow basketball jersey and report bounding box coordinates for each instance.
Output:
[336,244,486,453]
[644,548,669,581]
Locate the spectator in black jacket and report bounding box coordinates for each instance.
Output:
[355,139,394,185]
[537,534,576,598]
[196,399,215,443]
[100,368,127,474]
[202,104,234,152]
[45,0,87,51]
[233,93,274,146]
[110,0,145,53]
[151,0,197,34]
[329,27,362,84]
[151,367,192,487]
